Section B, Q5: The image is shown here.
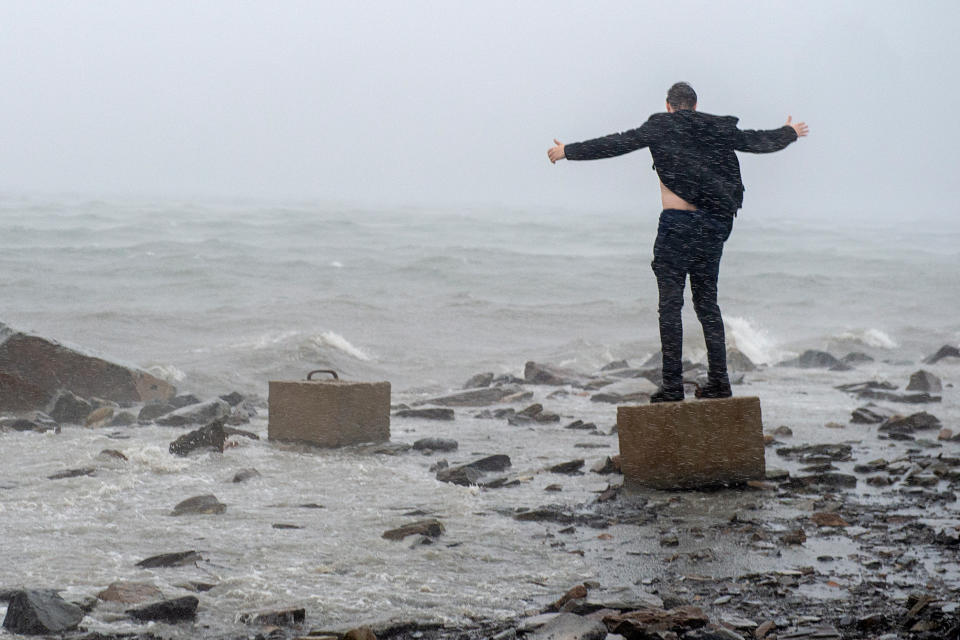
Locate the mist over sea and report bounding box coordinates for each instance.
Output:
[1,195,958,396]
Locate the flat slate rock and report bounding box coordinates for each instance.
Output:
[465,454,511,472]
[525,612,607,640]
[171,494,226,515]
[395,408,455,420]
[169,420,226,456]
[136,550,202,568]
[923,344,960,364]
[156,399,230,427]
[879,411,942,433]
[424,387,517,407]
[413,437,458,452]
[524,361,592,387]
[776,443,852,461]
[47,467,96,480]
[239,607,306,626]
[382,519,445,541]
[127,596,198,623]
[2,589,84,635]
[97,581,163,604]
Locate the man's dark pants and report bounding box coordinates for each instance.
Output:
[651,209,734,393]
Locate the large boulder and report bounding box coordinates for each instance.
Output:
[0,323,175,412]
[778,350,840,369]
[923,345,960,365]
[524,361,591,386]
[906,370,942,393]
[126,596,198,623]
[2,589,84,635]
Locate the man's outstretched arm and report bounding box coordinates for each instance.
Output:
[735,116,809,153]
[548,118,659,164]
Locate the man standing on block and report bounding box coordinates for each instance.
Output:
[548,82,808,402]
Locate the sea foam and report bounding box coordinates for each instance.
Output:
[724,316,787,365]
[315,331,372,361]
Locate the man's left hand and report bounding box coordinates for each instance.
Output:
[547,139,566,163]
[785,116,809,137]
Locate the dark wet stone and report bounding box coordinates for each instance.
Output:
[548,459,585,474]
[232,468,260,483]
[463,372,494,389]
[436,465,483,486]
[600,359,630,371]
[842,352,874,365]
[413,437,458,452]
[778,350,839,368]
[835,380,898,393]
[465,454,512,472]
[240,607,306,626]
[219,391,245,406]
[923,344,960,364]
[170,394,201,409]
[829,361,854,371]
[272,523,303,529]
[856,389,941,404]
[480,476,522,489]
[395,408,455,420]
[382,519,444,541]
[223,426,260,440]
[49,390,93,424]
[47,467,96,480]
[126,596,198,623]
[793,473,857,488]
[97,581,163,604]
[851,404,894,424]
[591,456,621,475]
[879,412,941,434]
[108,411,137,426]
[726,348,757,372]
[98,448,128,461]
[906,370,942,393]
[776,443,852,461]
[171,494,226,515]
[2,589,84,635]
[138,402,176,422]
[564,420,597,431]
[425,387,517,407]
[136,550,202,568]
[2,412,59,433]
[168,419,225,456]
[854,459,888,473]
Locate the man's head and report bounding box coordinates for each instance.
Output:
[666,82,697,112]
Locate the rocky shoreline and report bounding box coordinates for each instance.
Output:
[2,322,959,640]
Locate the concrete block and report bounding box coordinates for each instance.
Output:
[268,375,390,447]
[617,397,764,489]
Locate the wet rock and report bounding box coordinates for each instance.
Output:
[436,465,483,486]
[413,437,458,452]
[170,394,200,408]
[49,390,93,424]
[526,612,606,640]
[906,370,942,393]
[605,606,709,635]
[564,420,597,431]
[1,589,84,635]
[171,494,226,515]
[219,391,245,406]
[772,425,793,437]
[126,596,198,623]
[351,441,411,455]
[851,404,894,424]
[233,468,260,483]
[842,352,874,365]
[425,386,517,407]
[524,361,591,387]
[156,399,230,426]
[781,529,807,545]
[923,344,960,364]
[855,389,941,403]
[463,372,494,388]
[591,456,621,475]
[344,627,378,640]
[1,414,58,433]
[382,519,444,541]
[685,626,744,640]
[778,350,839,368]
[97,581,163,604]
[503,390,535,403]
[794,473,857,488]
[224,426,260,440]
[829,361,854,371]
[548,459,585,474]
[108,411,137,426]
[239,607,306,626]
[836,380,898,393]
[395,407,455,420]
[765,468,789,481]
[138,402,176,422]
[776,443,852,462]
[0,323,176,411]
[98,448,128,461]
[47,467,96,480]
[589,378,657,403]
[83,406,114,427]
[136,550,202,568]
[168,419,226,456]
[727,348,757,372]
[272,523,303,529]
[466,454,512,472]
[811,512,849,527]
[854,458,888,473]
[939,428,958,441]
[878,411,941,434]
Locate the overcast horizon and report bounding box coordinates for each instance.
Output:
[2,1,959,221]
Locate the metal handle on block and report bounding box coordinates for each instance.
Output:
[307,369,339,381]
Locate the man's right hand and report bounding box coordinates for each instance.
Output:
[547,139,566,163]
[785,116,809,138]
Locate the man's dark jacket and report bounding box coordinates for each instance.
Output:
[563,110,797,216]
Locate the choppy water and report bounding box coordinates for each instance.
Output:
[1,196,959,636]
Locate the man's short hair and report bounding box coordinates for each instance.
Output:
[667,82,697,110]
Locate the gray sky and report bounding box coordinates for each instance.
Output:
[2,1,958,218]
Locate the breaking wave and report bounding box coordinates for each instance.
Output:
[314,331,372,361]
[833,328,899,349]
[724,316,787,365]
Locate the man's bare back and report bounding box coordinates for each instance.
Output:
[660,181,696,210]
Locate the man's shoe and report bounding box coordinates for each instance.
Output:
[650,388,684,403]
[695,381,732,399]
